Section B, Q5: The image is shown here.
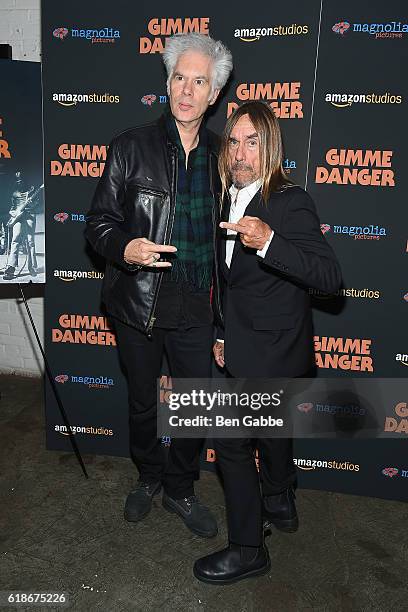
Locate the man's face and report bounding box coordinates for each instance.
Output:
[228,114,261,188]
[168,50,219,126]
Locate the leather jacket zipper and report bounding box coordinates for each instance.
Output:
[138,186,166,198]
[146,316,156,336]
[146,145,178,337]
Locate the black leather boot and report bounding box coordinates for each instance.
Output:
[193,543,270,584]
[263,487,298,532]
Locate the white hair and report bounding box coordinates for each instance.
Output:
[163,33,233,97]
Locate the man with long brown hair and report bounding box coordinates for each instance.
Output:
[194,101,341,584]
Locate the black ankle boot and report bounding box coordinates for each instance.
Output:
[193,542,270,584]
[263,487,298,532]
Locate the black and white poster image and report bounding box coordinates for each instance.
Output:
[0,61,45,284]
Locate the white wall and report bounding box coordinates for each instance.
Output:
[0,0,43,376]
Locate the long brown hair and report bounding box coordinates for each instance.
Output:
[218,101,291,203]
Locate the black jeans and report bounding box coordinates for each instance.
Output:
[114,320,213,499]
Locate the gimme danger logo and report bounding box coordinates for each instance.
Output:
[227,82,303,119]
[314,336,373,371]
[52,314,116,346]
[50,144,107,177]
[139,17,209,53]
[315,149,395,186]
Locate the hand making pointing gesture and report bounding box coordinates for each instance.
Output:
[124,237,177,268]
[220,216,272,251]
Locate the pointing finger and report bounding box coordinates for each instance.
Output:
[145,243,178,253]
[220,221,247,233]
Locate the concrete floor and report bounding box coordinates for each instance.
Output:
[0,374,407,612]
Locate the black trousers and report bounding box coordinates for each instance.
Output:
[115,320,213,499]
[215,437,296,547]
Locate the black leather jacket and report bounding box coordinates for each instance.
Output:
[85,115,221,336]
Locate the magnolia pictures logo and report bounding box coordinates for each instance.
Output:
[53,26,120,43]
[54,212,68,223]
[297,402,365,417]
[332,21,350,35]
[382,467,398,477]
[53,212,85,223]
[141,94,168,106]
[381,467,408,478]
[55,373,114,389]
[53,27,69,40]
[297,403,313,413]
[382,467,408,478]
[332,20,407,39]
[320,223,387,241]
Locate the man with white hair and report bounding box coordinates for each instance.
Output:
[86,33,232,537]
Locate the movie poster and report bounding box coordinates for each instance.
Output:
[0,60,44,284]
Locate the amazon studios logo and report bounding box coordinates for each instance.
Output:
[294,457,360,472]
[395,353,408,368]
[53,92,120,106]
[234,23,309,41]
[55,424,114,436]
[53,269,104,281]
[325,92,402,107]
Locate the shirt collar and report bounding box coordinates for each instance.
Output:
[229,179,262,201]
[164,108,207,154]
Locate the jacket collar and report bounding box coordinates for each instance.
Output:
[157,111,219,156]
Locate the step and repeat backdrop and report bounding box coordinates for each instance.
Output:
[42,0,408,501]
